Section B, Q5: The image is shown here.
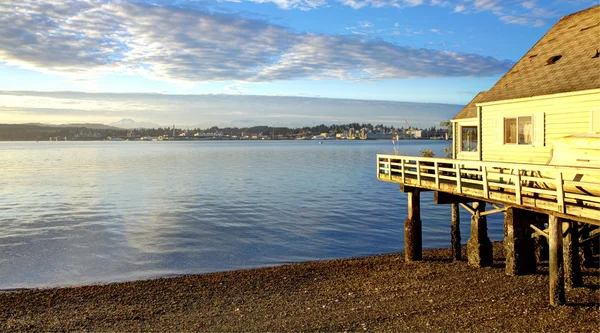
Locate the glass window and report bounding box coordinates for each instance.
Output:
[519,116,532,144]
[504,116,532,145]
[504,118,516,144]
[461,126,477,152]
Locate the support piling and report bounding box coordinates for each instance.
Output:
[549,215,565,306]
[504,207,536,276]
[563,221,583,290]
[451,203,461,261]
[467,202,493,267]
[404,189,422,262]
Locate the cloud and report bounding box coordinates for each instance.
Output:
[223,0,574,27]
[0,1,513,84]
[0,90,463,128]
[521,0,536,9]
[221,0,327,10]
[337,0,424,9]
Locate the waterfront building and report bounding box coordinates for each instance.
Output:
[377,5,600,306]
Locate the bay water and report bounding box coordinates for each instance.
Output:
[0,140,503,289]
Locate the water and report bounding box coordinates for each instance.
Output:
[0,140,503,290]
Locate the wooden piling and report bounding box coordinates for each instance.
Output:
[580,225,596,268]
[451,203,461,261]
[549,215,565,306]
[563,221,582,290]
[404,189,422,262]
[467,202,493,267]
[504,207,535,276]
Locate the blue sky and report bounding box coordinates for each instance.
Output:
[0,0,596,127]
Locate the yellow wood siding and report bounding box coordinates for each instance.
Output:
[480,91,600,164]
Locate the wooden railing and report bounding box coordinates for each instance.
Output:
[377,154,600,225]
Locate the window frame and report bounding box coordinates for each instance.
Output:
[503,115,533,146]
[455,120,479,159]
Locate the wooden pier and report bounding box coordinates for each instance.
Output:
[377,154,600,306]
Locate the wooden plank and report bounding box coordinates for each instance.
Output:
[515,171,522,205]
[461,178,484,186]
[385,171,600,226]
[564,192,600,204]
[563,179,600,187]
[401,159,405,183]
[521,186,557,196]
[435,162,440,189]
[376,154,600,175]
[455,164,462,194]
[530,224,549,239]
[434,191,474,204]
[482,165,489,199]
[556,172,565,214]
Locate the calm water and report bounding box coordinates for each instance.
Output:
[0,140,503,289]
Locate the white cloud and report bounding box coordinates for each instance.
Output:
[0,1,513,84]
[0,90,463,127]
[222,0,568,28]
[521,1,536,9]
[453,4,466,12]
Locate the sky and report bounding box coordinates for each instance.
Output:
[0,0,596,128]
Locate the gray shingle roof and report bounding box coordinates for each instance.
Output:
[478,5,600,104]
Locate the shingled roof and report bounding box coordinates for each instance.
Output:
[453,91,486,120]
[477,5,600,104]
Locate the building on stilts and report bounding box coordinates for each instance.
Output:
[377,4,600,306]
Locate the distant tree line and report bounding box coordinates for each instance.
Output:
[0,123,437,141]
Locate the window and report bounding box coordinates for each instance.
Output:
[461,126,478,152]
[504,116,532,145]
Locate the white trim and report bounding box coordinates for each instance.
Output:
[457,120,479,156]
[476,88,600,107]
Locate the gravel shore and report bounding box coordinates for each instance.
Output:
[2,242,599,332]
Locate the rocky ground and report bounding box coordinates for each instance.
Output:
[1,242,599,332]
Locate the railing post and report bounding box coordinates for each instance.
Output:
[556,171,565,214]
[482,165,489,199]
[455,163,462,194]
[515,169,522,205]
[401,158,405,183]
[416,160,421,185]
[434,161,440,189]
[388,157,392,180]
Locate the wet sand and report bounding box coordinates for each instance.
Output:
[2,242,599,332]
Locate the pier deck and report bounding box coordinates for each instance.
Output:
[377,154,600,226]
[377,154,600,306]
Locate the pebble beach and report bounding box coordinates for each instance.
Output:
[2,242,598,332]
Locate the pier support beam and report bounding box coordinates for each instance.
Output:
[404,189,422,262]
[580,225,597,268]
[549,215,565,306]
[467,202,493,268]
[504,208,535,276]
[451,203,461,261]
[563,221,582,290]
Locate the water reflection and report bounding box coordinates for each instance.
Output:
[0,140,503,289]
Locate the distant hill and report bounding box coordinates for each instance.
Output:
[110,118,162,129]
[22,122,121,130]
